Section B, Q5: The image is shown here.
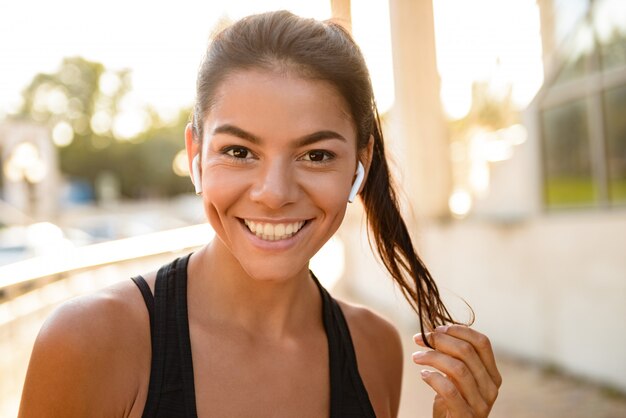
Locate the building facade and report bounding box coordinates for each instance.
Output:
[341,0,626,392]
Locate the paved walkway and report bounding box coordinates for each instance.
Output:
[395,324,626,418]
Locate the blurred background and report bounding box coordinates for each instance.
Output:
[1,0,625,416]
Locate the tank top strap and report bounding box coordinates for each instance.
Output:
[311,272,377,418]
[131,275,154,331]
[136,254,198,418]
[168,253,197,416]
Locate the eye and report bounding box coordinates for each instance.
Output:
[224,146,253,159]
[301,150,333,162]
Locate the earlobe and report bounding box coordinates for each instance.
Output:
[191,154,202,195]
[348,161,365,203]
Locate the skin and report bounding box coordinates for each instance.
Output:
[18,69,500,418]
[413,326,502,417]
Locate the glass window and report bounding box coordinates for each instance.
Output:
[554,0,590,46]
[554,22,595,84]
[604,85,626,203]
[542,100,596,206]
[594,0,626,71]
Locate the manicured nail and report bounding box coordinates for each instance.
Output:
[420,369,431,379]
[412,351,425,360]
[435,325,450,333]
[413,333,424,343]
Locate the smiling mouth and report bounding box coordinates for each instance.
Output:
[242,219,308,241]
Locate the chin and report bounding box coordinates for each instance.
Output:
[239,258,310,284]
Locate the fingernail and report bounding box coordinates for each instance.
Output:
[420,369,431,379]
[435,325,450,333]
[413,333,424,343]
[412,351,425,360]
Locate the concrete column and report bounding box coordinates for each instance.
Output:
[388,0,451,220]
[536,0,557,77]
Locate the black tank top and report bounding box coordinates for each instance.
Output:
[131,254,376,417]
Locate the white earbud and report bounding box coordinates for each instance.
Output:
[191,154,202,195]
[348,161,365,203]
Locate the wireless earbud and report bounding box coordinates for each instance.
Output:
[348,161,365,203]
[191,154,202,195]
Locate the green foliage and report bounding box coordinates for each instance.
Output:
[109,110,194,198]
[14,56,191,199]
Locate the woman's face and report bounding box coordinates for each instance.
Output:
[190,69,362,282]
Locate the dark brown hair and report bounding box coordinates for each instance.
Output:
[192,10,463,342]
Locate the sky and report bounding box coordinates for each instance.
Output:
[0,0,543,124]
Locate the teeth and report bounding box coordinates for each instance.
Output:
[243,220,306,241]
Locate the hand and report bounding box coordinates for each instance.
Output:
[412,325,502,418]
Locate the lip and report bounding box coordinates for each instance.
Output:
[237,217,311,251]
[238,217,310,224]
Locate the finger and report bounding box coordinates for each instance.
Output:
[420,369,473,418]
[415,332,499,406]
[435,325,502,388]
[413,350,489,415]
[432,395,447,418]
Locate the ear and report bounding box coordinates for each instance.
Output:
[185,123,203,194]
[356,134,375,195]
[185,123,200,177]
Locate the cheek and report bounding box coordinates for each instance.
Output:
[301,173,351,219]
[201,169,248,219]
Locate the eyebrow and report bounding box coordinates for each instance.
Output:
[212,124,347,147]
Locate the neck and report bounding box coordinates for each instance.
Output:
[187,241,321,339]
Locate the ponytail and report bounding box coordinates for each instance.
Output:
[360,110,472,345]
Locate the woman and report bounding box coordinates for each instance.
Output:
[19,11,501,418]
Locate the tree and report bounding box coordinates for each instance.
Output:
[14,56,191,199]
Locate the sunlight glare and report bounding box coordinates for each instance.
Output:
[112,92,150,140]
[352,0,395,113]
[449,188,472,218]
[223,0,330,20]
[52,121,74,147]
[46,88,69,115]
[99,71,122,96]
[173,150,190,177]
[90,111,112,135]
[310,236,345,290]
[433,0,544,118]
[3,142,47,183]
[440,78,473,119]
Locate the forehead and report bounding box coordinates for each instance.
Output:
[203,69,356,144]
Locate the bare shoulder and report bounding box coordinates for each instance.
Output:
[337,299,403,418]
[337,300,403,360]
[18,275,154,418]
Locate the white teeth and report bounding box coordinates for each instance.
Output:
[243,219,306,241]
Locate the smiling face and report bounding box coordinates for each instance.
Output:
[188,69,364,282]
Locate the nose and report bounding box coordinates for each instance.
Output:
[249,159,298,209]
